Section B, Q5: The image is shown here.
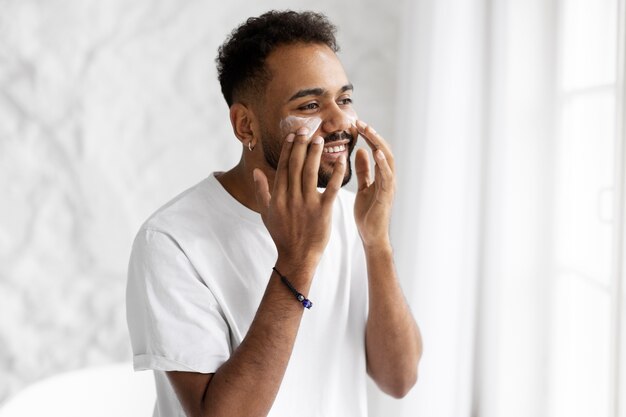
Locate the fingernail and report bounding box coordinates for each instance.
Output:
[296,127,309,136]
[253,169,261,182]
[312,136,324,145]
[376,150,386,160]
[338,155,346,165]
[356,120,367,130]
[286,133,295,142]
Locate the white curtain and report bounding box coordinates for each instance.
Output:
[368,0,486,416]
[369,1,565,416]
[377,0,626,416]
[474,1,557,416]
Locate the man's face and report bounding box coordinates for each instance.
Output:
[257,43,358,188]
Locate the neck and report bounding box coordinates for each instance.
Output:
[215,153,275,214]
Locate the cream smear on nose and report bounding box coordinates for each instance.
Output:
[279,116,322,139]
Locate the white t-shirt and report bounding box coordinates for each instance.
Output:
[126,173,369,417]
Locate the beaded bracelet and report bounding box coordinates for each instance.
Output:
[272,267,313,309]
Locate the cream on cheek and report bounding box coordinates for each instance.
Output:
[279,112,359,138]
[279,116,323,139]
[345,112,358,128]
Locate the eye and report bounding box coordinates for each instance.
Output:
[298,102,319,111]
[338,97,353,106]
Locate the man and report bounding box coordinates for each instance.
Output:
[126,10,422,417]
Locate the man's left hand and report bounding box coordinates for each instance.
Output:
[353,120,396,248]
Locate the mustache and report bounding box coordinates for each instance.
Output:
[324,131,354,144]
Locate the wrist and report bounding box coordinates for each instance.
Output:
[274,255,318,286]
[276,251,320,267]
[272,266,314,309]
[363,239,393,256]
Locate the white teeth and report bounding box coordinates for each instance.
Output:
[324,144,346,154]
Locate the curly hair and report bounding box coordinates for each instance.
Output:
[216,10,339,107]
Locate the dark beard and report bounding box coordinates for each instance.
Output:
[261,131,354,188]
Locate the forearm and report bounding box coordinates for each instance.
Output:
[364,243,422,398]
[172,259,316,417]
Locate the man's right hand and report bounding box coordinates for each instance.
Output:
[168,128,347,417]
[252,126,347,273]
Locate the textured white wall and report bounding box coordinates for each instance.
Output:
[0,0,403,404]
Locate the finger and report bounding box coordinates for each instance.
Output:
[274,133,295,195]
[355,120,395,172]
[321,154,347,204]
[253,168,271,211]
[355,148,371,191]
[288,127,311,197]
[374,149,394,193]
[303,136,325,195]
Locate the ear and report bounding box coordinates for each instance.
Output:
[230,103,257,147]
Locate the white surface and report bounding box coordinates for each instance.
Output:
[0,363,155,417]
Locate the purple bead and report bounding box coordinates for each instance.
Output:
[302,299,313,309]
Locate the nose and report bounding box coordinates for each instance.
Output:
[321,103,355,134]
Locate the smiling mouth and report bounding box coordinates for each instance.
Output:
[323,144,347,153]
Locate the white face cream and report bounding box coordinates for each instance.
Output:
[279,116,322,139]
[279,111,359,139]
[346,113,358,128]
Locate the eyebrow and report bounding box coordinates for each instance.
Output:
[287,83,354,102]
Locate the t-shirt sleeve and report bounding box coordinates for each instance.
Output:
[126,228,231,373]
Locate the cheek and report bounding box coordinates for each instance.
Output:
[279,116,322,138]
[341,108,359,140]
[345,111,358,128]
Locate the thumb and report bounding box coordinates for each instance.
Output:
[253,168,271,211]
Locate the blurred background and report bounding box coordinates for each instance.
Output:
[0,0,624,417]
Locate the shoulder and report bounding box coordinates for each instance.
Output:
[128,176,221,264]
[139,175,230,239]
[130,174,256,268]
